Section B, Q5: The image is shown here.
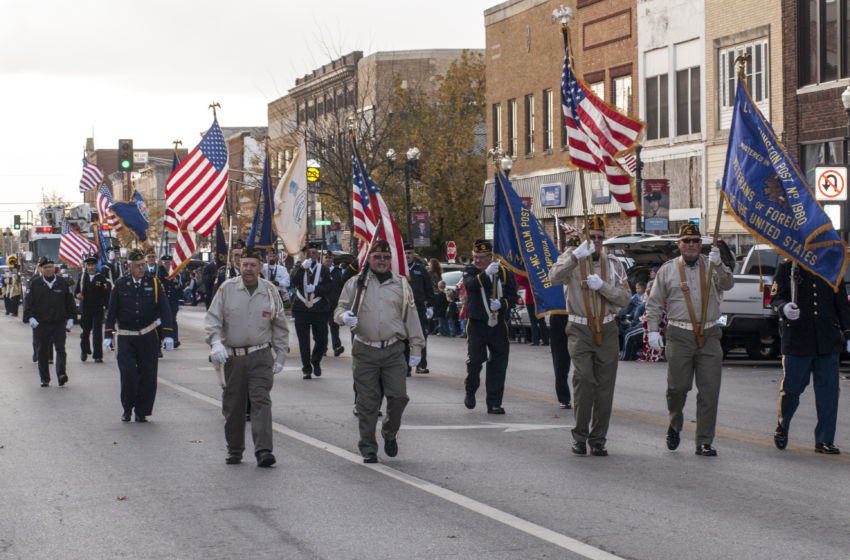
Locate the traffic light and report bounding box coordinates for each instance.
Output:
[13,215,20,230]
[118,139,133,171]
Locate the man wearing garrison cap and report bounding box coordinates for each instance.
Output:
[291,241,333,378]
[645,222,734,456]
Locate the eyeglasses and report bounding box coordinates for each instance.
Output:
[588,235,605,240]
[680,238,701,245]
[371,255,392,260]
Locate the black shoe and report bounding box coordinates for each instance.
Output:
[559,402,571,410]
[225,453,242,465]
[256,450,276,467]
[135,415,148,423]
[94,358,103,363]
[571,441,587,455]
[81,351,87,362]
[363,454,378,464]
[32,354,37,363]
[815,442,840,455]
[121,412,131,422]
[666,426,680,450]
[333,346,344,357]
[464,394,476,409]
[695,444,717,456]
[384,438,398,457]
[487,406,506,414]
[312,363,321,377]
[590,444,608,457]
[58,374,68,387]
[302,373,312,379]
[174,341,181,348]
[774,424,788,450]
[40,382,49,388]
[415,367,430,374]
[157,350,163,358]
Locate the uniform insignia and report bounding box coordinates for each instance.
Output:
[263,311,271,318]
[770,281,778,296]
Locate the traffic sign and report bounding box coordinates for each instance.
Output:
[446,241,457,263]
[815,166,847,201]
[314,220,331,226]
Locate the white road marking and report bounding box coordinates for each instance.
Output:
[159,377,625,560]
[403,422,570,433]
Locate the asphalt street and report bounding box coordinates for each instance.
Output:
[1,305,848,560]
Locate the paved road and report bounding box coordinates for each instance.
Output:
[1,306,848,559]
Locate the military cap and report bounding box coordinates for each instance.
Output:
[83,254,98,264]
[369,239,391,254]
[232,238,246,250]
[143,245,156,256]
[323,250,334,258]
[38,256,54,266]
[586,215,606,231]
[403,242,414,251]
[160,254,172,262]
[645,192,662,202]
[128,248,145,261]
[678,221,701,238]
[473,239,492,253]
[242,247,263,261]
[566,235,582,248]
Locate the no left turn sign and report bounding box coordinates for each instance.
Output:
[815,166,847,201]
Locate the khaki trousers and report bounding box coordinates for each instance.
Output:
[352,340,409,458]
[566,320,619,446]
[664,325,723,446]
[221,347,275,457]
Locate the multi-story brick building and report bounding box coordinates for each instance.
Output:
[83,138,184,202]
[704,0,783,253]
[484,0,640,241]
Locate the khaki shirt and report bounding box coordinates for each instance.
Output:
[334,271,425,355]
[205,277,290,360]
[645,255,734,332]
[548,250,632,318]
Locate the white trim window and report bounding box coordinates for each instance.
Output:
[719,40,768,129]
[543,89,553,152]
[508,99,518,157]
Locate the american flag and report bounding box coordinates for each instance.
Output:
[79,159,105,193]
[351,137,406,276]
[165,120,229,236]
[96,183,122,231]
[165,152,197,279]
[58,220,97,268]
[560,28,644,217]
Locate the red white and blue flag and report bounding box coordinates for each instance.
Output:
[165,152,197,279]
[351,137,406,276]
[79,159,105,193]
[59,220,97,268]
[560,29,644,216]
[95,183,122,231]
[165,120,229,236]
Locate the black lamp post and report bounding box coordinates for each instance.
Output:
[387,147,421,242]
[842,86,850,238]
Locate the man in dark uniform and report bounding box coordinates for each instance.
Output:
[143,247,159,278]
[74,254,110,363]
[771,259,850,454]
[104,248,175,422]
[103,244,123,285]
[404,243,435,374]
[24,257,76,387]
[322,250,345,357]
[157,254,183,348]
[214,239,243,293]
[291,241,333,378]
[462,239,518,414]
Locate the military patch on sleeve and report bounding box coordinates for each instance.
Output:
[770,282,778,296]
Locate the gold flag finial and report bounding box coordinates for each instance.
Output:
[172,139,182,157]
[208,102,221,120]
[735,53,751,77]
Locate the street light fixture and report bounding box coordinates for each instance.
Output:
[387,146,420,243]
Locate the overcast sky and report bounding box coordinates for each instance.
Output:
[0,0,494,225]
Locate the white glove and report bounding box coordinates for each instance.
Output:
[485,262,500,276]
[66,319,74,331]
[272,361,284,375]
[29,317,39,328]
[846,340,850,353]
[104,338,113,351]
[301,258,313,270]
[709,247,722,266]
[783,302,800,321]
[572,241,595,260]
[489,298,502,311]
[409,355,421,368]
[343,310,358,328]
[163,337,175,351]
[648,331,663,350]
[305,284,316,294]
[426,307,434,319]
[210,341,228,363]
[585,274,603,291]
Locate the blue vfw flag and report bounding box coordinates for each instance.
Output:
[248,156,277,253]
[492,170,566,316]
[721,74,848,289]
[110,189,150,242]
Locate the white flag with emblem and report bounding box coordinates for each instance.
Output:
[272,137,308,255]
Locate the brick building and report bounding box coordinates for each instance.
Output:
[484,0,640,241]
[704,0,783,254]
[221,127,267,239]
[83,138,185,202]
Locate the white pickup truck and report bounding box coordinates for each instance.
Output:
[718,245,783,359]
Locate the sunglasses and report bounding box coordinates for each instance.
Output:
[371,255,392,260]
[680,238,702,245]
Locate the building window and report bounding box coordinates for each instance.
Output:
[798,0,850,85]
[508,99,517,157]
[719,40,769,129]
[612,75,632,114]
[524,94,535,155]
[543,89,553,152]
[675,66,701,136]
[588,81,605,101]
[645,74,669,140]
[492,103,502,151]
[801,141,845,186]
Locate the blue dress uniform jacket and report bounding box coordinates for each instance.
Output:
[407,260,435,308]
[104,276,174,338]
[461,263,518,323]
[771,260,850,356]
[290,264,334,314]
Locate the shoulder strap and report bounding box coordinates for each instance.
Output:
[677,257,705,348]
[400,275,411,322]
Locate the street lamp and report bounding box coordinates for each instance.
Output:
[386,146,420,242]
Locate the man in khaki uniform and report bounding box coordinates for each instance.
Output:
[645,222,734,456]
[549,217,631,456]
[335,240,424,463]
[206,247,290,467]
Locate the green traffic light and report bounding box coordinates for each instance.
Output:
[121,160,131,170]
